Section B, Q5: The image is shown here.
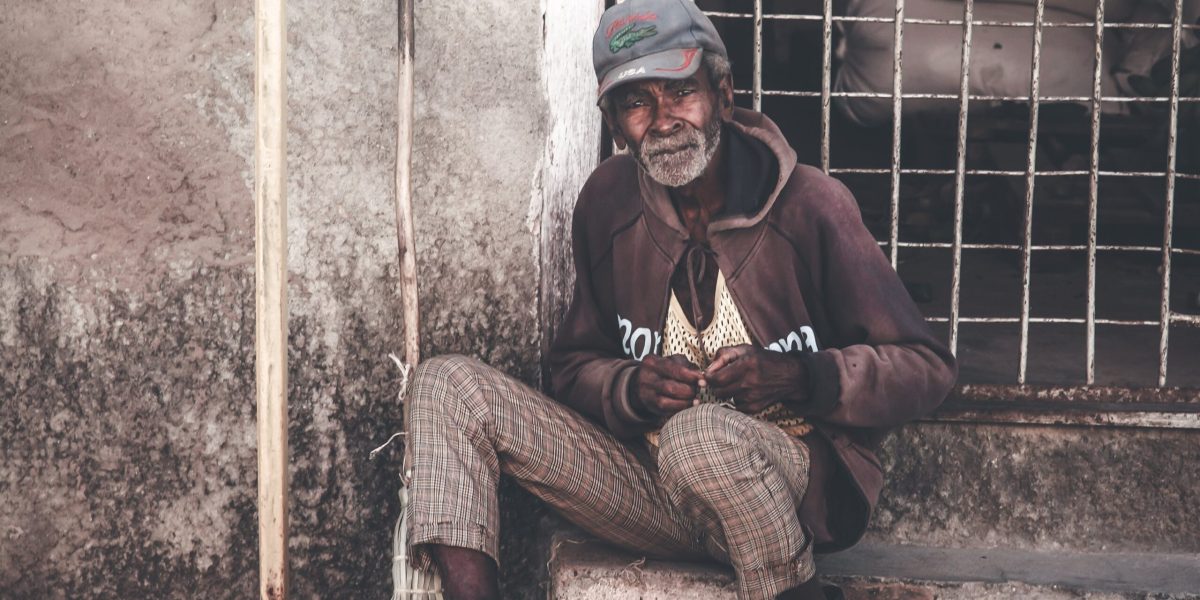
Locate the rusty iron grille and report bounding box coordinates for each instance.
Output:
[682,0,1199,426]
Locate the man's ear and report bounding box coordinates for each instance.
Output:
[603,110,628,150]
[718,73,734,121]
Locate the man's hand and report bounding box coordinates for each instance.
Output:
[704,344,809,414]
[630,354,704,421]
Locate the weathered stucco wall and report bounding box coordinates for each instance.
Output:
[1,0,551,597]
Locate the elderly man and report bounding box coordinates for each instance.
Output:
[402,1,958,598]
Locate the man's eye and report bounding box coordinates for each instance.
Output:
[622,99,646,109]
[677,88,695,97]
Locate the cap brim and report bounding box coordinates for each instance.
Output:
[597,47,704,104]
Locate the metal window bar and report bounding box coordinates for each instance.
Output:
[824,168,1196,176]
[888,0,905,268]
[701,0,1198,407]
[732,90,1200,103]
[1017,0,1046,384]
[703,10,1200,29]
[950,0,975,358]
[1086,0,1105,385]
[884,242,1200,255]
[1159,0,1186,387]
[753,0,763,111]
[739,90,1200,102]
[820,0,833,173]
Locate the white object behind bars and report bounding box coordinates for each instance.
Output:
[833,0,1196,126]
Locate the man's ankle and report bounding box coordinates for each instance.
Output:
[428,544,500,600]
[776,576,828,600]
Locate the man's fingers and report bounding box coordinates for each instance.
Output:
[653,354,703,384]
[654,378,697,400]
[709,383,741,399]
[705,357,747,388]
[705,345,752,376]
[704,349,738,375]
[666,362,704,385]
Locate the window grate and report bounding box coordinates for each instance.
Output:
[608,0,1199,424]
[693,0,1198,420]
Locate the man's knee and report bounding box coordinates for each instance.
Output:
[657,404,751,488]
[408,354,486,413]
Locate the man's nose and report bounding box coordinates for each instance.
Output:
[649,103,683,137]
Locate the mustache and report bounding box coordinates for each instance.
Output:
[641,129,704,157]
[645,142,699,157]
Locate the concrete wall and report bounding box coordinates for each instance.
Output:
[0,0,562,597]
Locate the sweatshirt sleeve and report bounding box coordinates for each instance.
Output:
[798,177,958,429]
[548,195,656,438]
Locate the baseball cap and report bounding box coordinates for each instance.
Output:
[593,0,729,103]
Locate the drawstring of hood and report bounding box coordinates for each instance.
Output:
[684,241,716,364]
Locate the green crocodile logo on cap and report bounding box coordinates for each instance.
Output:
[609,24,658,53]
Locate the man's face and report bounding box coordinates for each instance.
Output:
[607,68,731,188]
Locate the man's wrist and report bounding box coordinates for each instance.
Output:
[626,368,657,419]
[791,354,811,401]
[614,364,655,424]
[796,351,840,416]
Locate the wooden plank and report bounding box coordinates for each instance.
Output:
[538,0,606,387]
[395,0,420,367]
[254,0,288,596]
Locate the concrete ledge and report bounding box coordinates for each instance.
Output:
[819,542,1200,597]
[548,536,736,599]
[549,536,1200,599]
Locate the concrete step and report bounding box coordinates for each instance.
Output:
[867,423,1200,556]
[548,537,1200,599]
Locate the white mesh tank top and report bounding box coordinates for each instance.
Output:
[645,270,812,446]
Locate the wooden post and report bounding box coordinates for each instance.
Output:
[255,0,288,597]
[395,0,420,366]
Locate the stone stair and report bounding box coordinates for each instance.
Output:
[545,419,1200,599]
[549,536,1200,599]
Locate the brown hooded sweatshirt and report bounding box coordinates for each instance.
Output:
[548,107,958,552]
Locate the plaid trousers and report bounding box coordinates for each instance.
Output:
[404,354,815,600]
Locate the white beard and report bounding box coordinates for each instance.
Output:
[633,116,722,188]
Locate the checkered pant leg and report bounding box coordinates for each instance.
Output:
[403,355,815,600]
[657,404,816,599]
[403,354,704,573]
